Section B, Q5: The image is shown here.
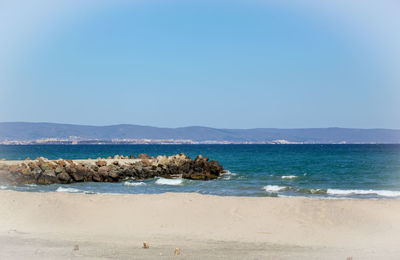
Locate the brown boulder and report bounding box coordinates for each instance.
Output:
[21,167,31,175]
[98,166,110,177]
[141,159,151,167]
[57,160,67,167]
[91,172,102,182]
[37,170,58,184]
[138,153,151,159]
[57,171,71,182]
[39,162,51,171]
[28,162,38,170]
[96,160,107,167]
[70,165,87,181]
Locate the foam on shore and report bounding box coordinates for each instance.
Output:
[56,187,82,193]
[55,187,95,194]
[327,189,400,197]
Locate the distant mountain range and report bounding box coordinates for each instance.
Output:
[0,122,399,144]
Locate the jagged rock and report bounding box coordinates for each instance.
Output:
[129,154,136,159]
[57,160,67,167]
[108,166,120,179]
[21,167,31,175]
[70,165,86,181]
[92,171,102,182]
[39,162,52,171]
[96,160,107,167]
[57,171,71,182]
[32,168,42,179]
[141,159,151,167]
[37,170,58,184]
[138,153,151,159]
[98,166,110,177]
[28,162,38,170]
[0,153,225,185]
[43,169,56,177]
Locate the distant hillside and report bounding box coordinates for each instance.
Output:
[0,122,399,143]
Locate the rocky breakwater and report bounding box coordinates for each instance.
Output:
[0,154,225,185]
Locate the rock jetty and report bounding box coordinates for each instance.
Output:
[0,154,225,185]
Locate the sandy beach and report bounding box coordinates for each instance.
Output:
[0,191,399,259]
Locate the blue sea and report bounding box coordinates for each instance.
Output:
[1,144,400,199]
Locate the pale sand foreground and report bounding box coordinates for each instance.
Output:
[0,191,399,259]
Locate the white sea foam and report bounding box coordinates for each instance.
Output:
[223,170,237,176]
[222,170,237,180]
[155,178,183,185]
[124,181,146,187]
[56,187,83,193]
[263,185,286,192]
[56,187,95,194]
[281,175,297,180]
[0,185,7,190]
[327,189,400,197]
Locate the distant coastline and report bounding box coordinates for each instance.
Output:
[0,139,387,145]
[1,122,399,144]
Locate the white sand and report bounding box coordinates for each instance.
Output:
[0,190,399,259]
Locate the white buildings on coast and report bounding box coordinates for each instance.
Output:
[0,138,368,145]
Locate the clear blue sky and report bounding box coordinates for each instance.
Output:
[1,0,399,129]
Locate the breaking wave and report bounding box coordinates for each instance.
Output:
[281,175,298,180]
[124,181,146,187]
[55,187,95,194]
[155,178,183,185]
[56,187,82,193]
[221,170,237,180]
[263,185,287,192]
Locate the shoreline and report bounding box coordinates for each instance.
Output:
[1,190,399,259]
[1,185,400,200]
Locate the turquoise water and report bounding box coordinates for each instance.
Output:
[1,144,400,199]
